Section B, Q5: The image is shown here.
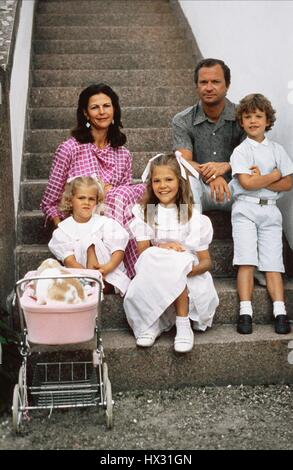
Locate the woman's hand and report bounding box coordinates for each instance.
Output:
[157,242,185,252]
[104,183,113,194]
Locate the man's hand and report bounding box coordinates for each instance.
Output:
[199,162,230,183]
[209,176,231,202]
[157,241,186,252]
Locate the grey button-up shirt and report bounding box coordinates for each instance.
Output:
[172,98,246,166]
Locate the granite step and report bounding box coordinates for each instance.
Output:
[30,86,195,108]
[26,128,173,153]
[33,39,190,55]
[29,106,186,129]
[24,325,293,390]
[37,0,171,15]
[32,69,194,88]
[35,13,177,27]
[34,25,185,41]
[102,325,293,390]
[23,151,160,180]
[33,53,195,70]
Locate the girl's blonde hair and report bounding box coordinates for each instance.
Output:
[58,176,104,216]
[140,153,194,225]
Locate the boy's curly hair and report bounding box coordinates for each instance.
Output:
[59,176,104,216]
[236,93,276,131]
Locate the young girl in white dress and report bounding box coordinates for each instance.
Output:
[123,152,219,353]
[48,175,130,295]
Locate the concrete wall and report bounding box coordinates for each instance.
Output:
[10,0,35,212]
[179,0,293,247]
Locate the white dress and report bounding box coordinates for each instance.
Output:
[48,214,130,295]
[123,204,219,337]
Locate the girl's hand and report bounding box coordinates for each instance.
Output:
[98,262,114,277]
[187,249,212,277]
[157,242,185,252]
[87,261,100,270]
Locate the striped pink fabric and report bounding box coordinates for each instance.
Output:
[41,137,146,277]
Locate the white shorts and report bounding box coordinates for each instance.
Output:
[231,200,284,272]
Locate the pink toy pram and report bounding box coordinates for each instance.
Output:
[11,268,113,432]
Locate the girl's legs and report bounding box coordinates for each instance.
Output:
[174,287,189,316]
[237,265,254,334]
[86,244,98,268]
[174,287,194,353]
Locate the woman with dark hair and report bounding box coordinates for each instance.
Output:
[41,83,146,277]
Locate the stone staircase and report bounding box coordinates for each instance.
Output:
[16,0,293,390]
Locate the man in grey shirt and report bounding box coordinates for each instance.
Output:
[173,58,267,286]
[172,58,245,210]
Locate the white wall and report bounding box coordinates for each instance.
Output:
[10,0,35,212]
[179,0,293,247]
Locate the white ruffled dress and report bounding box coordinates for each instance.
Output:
[49,214,130,295]
[123,204,219,337]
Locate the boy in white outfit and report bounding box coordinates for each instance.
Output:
[230,93,293,334]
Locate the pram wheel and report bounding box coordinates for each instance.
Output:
[103,362,113,429]
[12,384,22,433]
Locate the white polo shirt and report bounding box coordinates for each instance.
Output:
[230,136,293,200]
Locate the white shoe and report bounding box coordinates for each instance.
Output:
[136,331,160,347]
[254,270,266,287]
[174,325,194,353]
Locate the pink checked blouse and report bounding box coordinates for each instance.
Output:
[41,137,146,277]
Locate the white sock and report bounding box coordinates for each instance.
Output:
[273,301,287,318]
[239,301,253,317]
[176,316,192,335]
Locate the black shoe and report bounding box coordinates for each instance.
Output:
[274,315,291,334]
[237,314,252,334]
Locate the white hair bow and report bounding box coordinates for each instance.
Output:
[141,151,199,183]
